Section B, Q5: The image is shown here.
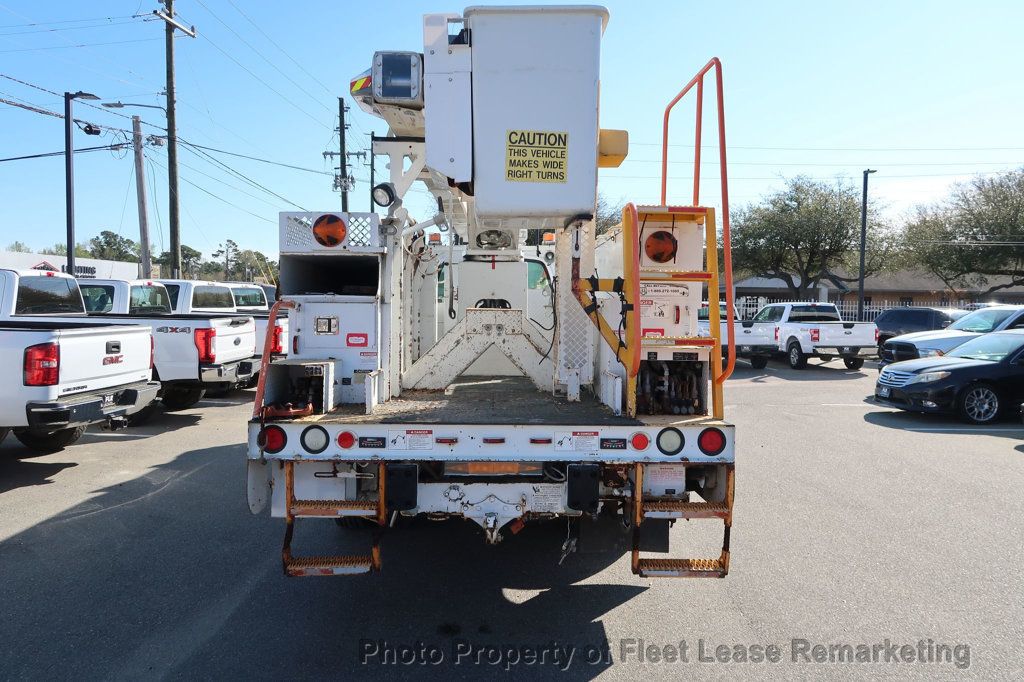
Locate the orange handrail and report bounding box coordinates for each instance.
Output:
[622,203,642,378]
[660,57,735,383]
[252,298,296,420]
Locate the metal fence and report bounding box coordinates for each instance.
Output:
[734,297,975,322]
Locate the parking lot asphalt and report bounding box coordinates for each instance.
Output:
[1,360,1021,680]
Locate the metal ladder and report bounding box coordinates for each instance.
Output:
[281,461,387,576]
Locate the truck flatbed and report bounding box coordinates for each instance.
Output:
[300,376,724,427]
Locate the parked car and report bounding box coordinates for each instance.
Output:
[875,329,1024,424]
[226,283,288,360]
[874,307,967,349]
[78,279,258,409]
[0,270,159,451]
[157,279,239,315]
[735,302,877,370]
[880,305,1024,367]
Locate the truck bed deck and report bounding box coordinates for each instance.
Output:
[303,376,724,427]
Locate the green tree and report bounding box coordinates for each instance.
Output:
[212,240,239,279]
[154,245,202,278]
[729,177,899,299]
[234,249,278,283]
[6,241,31,252]
[40,243,91,257]
[905,168,1024,296]
[88,230,139,262]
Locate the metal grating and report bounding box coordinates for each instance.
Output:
[555,223,595,386]
[283,214,315,251]
[347,214,374,246]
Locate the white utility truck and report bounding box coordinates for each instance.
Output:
[736,302,877,370]
[0,270,159,451]
[79,278,258,409]
[247,5,738,579]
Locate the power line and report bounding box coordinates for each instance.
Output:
[633,141,1024,152]
[0,17,142,36]
[0,37,162,53]
[193,0,332,114]
[0,143,124,162]
[196,33,330,130]
[183,141,333,175]
[223,0,336,96]
[0,14,137,29]
[148,152,276,224]
[175,149,298,210]
[179,140,306,210]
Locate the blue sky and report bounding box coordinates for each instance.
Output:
[2,1,1022,261]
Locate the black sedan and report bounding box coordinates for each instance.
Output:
[874,329,1024,424]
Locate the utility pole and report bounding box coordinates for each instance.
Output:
[132,116,152,278]
[368,131,375,211]
[324,98,358,211]
[857,168,877,322]
[153,0,196,278]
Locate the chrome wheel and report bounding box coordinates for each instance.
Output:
[963,386,999,423]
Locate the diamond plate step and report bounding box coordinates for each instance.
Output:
[290,499,377,517]
[642,500,729,519]
[636,557,726,578]
[284,554,374,576]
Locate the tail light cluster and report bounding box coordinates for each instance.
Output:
[774,327,779,341]
[194,328,216,364]
[875,327,880,342]
[809,328,820,343]
[697,427,726,456]
[270,324,284,355]
[257,425,286,454]
[149,335,155,370]
[653,427,728,457]
[24,342,60,386]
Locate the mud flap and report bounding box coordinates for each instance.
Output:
[247,459,273,514]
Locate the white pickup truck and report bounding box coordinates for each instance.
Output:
[698,301,741,359]
[736,302,877,370]
[0,270,159,452]
[78,278,258,409]
[227,282,288,359]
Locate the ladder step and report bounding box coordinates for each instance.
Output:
[291,499,378,517]
[636,557,727,578]
[643,500,729,519]
[284,554,375,576]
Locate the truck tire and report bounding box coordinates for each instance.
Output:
[749,356,768,370]
[162,387,206,411]
[787,342,808,369]
[843,358,865,370]
[14,426,86,453]
[958,383,1000,425]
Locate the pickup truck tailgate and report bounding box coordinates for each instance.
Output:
[210,316,256,363]
[57,325,152,394]
[736,323,774,348]
[818,323,876,347]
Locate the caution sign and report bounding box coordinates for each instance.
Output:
[505,129,568,183]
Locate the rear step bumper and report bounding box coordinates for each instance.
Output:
[26,380,160,430]
[200,359,254,385]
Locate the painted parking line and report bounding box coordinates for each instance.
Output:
[902,427,1024,434]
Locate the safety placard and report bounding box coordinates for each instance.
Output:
[555,431,599,452]
[387,429,433,450]
[505,129,568,183]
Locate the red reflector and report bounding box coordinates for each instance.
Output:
[435,437,458,445]
[194,328,216,364]
[697,428,726,456]
[149,335,154,370]
[23,342,59,386]
[292,335,299,354]
[529,437,553,444]
[270,324,284,354]
[810,328,820,343]
[630,433,650,450]
[482,437,505,444]
[258,426,286,454]
[337,431,355,449]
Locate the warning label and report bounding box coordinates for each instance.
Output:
[387,429,433,450]
[505,129,568,183]
[555,431,599,452]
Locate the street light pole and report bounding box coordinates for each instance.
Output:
[857,168,877,322]
[64,90,99,276]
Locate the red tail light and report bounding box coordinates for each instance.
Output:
[337,431,355,449]
[292,335,299,355]
[697,428,726,456]
[24,342,60,386]
[810,328,820,343]
[270,324,284,354]
[774,327,779,342]
[149,335,155,370]
[875,327,880,342]
[194,328,216,364]
[257,425,286,454]
[630,432,650,450]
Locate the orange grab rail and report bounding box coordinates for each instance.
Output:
[252,298,297,420]
[660,57,735,384]
[622,202,642,378]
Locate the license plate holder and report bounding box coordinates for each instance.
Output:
[877,386,890,398]
[101,393,115,407]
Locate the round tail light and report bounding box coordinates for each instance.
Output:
[337,431,356,449]
[630,432,650,450]
[300,425,329,454]
[697,428,726,456]
[656,427,684,456]
[257,425,286,454]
